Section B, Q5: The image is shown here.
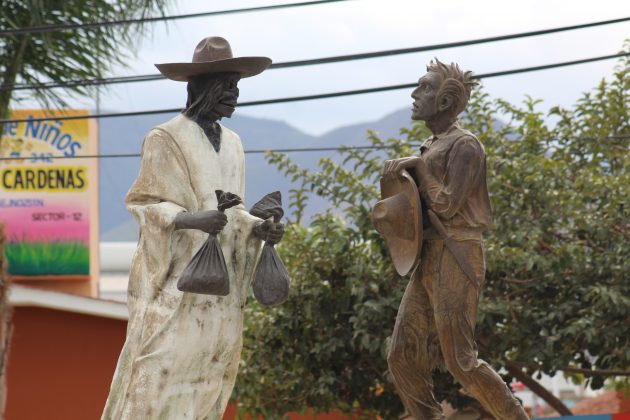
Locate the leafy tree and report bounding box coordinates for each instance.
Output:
[234,53,629,418]
[0,0,170,132]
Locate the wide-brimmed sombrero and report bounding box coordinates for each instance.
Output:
[155,36,272,81]
[371,170,423,276]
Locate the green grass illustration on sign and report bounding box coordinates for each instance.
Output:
[5,240,89,275]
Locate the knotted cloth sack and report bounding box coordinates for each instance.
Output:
[253,242,290,306]
[177,190,242,295]
[249,191,290,306]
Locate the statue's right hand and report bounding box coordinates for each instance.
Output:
[174,210,228,234]
[196,210,228,234]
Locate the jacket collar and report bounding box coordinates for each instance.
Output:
[420,121,460,153]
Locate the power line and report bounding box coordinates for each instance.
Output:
[4,16,629,92]
[1,52,627,125]
[0,0,354,37]
[0,145,401,161]
[271,16,630,68]
[0,135,628,162]
[2,74,165,92]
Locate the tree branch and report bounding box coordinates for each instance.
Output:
[506,362,573,417]
[563,367,630,377]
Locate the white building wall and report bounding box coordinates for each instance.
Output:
[99,242,136,302]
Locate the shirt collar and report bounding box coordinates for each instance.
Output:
[419,121,460,153]
[433,121,460,140]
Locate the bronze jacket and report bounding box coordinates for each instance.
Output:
[418,122,492,235]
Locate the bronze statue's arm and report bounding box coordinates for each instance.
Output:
[174,211,227,234]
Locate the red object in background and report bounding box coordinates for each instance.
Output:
[573,390,630,416]
[614,413,630,420]
[6,306,126,420]
[512,381,526,391]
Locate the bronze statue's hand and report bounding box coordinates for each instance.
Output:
[254,220,285,244]
[383,157,420,177]
[174,210,228,235]
[268,223,285,244]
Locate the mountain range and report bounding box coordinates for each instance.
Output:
[99,107,415,241]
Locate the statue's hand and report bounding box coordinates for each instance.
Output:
[383,156,424,177]
[174,210,227,235]
[254,220,285,244]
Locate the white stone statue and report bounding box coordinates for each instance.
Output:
[102,37,284,420]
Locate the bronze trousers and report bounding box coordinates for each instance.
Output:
[387,239,528,420]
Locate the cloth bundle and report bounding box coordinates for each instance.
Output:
[249,191,290,306]
[177,190,242,295]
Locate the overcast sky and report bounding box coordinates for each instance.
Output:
[39,0,630,136]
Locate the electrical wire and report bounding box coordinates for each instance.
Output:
[271,16,630,68]
[7,145,410,160]
[0,135,628,161]
[1,52,627,125]
[0,145,400,161]
[3,16,629,92]
[0,0,355,37]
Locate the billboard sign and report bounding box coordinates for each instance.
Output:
[0,110,98,292]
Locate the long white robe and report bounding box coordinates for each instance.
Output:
[102,114,262,420]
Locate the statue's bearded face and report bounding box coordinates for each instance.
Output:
[185,72,241,123]
[183,72,242,152]
[411,71,441,121]
[212,72,241,119]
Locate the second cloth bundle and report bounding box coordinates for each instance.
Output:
[250,191,290,306]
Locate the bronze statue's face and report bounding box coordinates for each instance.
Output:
[411,71,442,121]
[213,72,241,119]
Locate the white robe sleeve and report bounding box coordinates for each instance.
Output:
[125,129,194,294]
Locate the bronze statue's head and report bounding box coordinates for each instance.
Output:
[155,36,271,125]
[154,36,271,151]
[184,72,240,123]
[411,58,477,122]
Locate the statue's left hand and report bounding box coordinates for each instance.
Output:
[383,157,428,178]
[254,220,285,244]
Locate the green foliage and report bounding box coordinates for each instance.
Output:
[0,0,170,120]
[234,55,629,417]
[234,131,423,418]
[472,54,629,389]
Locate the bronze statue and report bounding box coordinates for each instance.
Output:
[375,59,529,419]
[102,37,284,419]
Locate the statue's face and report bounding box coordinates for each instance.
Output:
[411,71,441,121]
[212,72,241,119]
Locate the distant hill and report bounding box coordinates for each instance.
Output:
[100,108,414,241]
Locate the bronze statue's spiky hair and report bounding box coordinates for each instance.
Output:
[426,58,478,117]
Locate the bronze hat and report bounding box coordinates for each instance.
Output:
[155,36,272,81]
[372,171,422,276]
